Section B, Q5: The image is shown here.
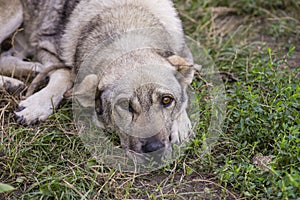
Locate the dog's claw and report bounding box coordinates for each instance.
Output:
[30,119,39,125]
[16,106,26,112]
[1,78,25,95]
[15,113,39,125]
[5,84,26,95]
[16,115,25,124]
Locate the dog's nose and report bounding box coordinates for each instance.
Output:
[142,139,165,153]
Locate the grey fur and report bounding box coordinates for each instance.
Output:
[0,0,194,155]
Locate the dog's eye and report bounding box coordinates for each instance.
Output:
[118,99,129,109]
[117,99,133,112]
[161,96,174,107]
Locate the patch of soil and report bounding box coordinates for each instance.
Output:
[134,172,239,199]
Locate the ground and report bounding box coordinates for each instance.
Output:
[1,0,299,199]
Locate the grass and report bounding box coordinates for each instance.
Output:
[1,0,300,199]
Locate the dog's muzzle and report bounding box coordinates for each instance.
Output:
[142,137,165,153]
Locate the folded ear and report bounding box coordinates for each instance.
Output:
[73,74,98,107]
[167,55,194,84]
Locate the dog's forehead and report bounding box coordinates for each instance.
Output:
[110,65,182,99]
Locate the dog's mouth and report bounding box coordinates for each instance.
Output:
[124,137,173,164]
[99,124,173,162]
[141,136,166,153]
[99,123,172,153]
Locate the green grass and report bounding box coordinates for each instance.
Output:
[1,0,300,199]
[215,47,300,199]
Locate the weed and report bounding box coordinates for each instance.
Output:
[1,0,299,199]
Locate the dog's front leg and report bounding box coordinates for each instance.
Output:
[0,75,25,94]
[0,52,43,77]
[15,68,73,124]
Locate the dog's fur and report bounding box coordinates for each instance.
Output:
[0,0,194,155]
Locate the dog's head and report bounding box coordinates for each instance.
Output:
[76,50,194,157]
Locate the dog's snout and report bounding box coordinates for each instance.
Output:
[142,139,165,153]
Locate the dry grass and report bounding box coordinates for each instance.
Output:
[1,0,300,199]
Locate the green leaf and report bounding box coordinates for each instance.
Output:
[0,183,16,193]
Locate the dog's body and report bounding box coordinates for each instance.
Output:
[0,0,194,155]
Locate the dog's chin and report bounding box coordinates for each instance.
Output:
[125,145,173,164]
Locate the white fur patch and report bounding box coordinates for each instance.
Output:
[15,69,73,124]
[0,75,24,90]
[171,110,192,144]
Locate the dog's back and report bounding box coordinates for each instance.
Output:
[62,0,189,69]
[15,0,188,69]
[18,0,79,60]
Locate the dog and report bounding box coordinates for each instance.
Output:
[0,0,194,157]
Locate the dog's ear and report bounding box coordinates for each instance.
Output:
[73,74,98,107]
[167,55,194,84]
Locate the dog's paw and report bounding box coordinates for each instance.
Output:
[14,93,55,125]
[4,81,25,95]
[0,76,25,94]
[171,111,192,144]
[14,68,72,125]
